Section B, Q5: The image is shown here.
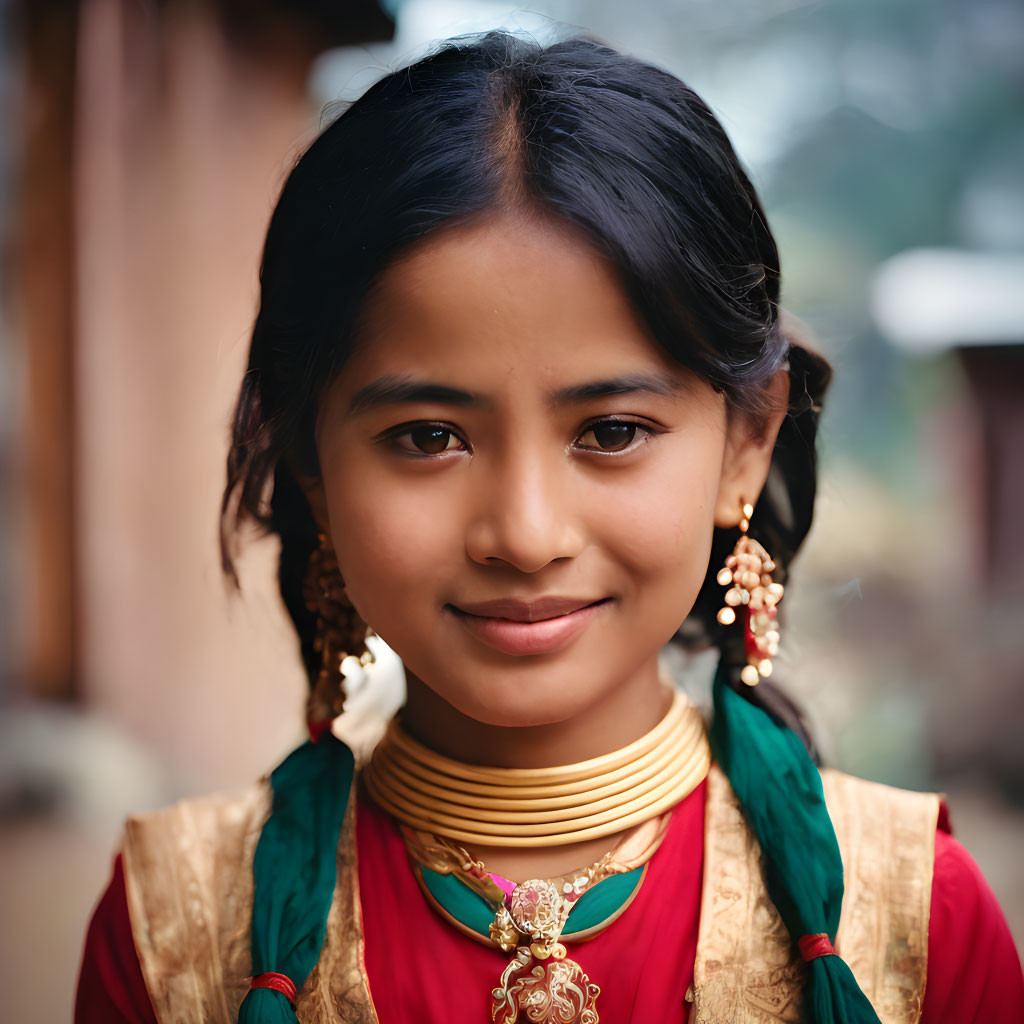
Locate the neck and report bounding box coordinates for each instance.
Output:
[396,657,674,878]
[400,655,670,769]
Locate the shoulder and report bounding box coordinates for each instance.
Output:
[820,769,1024,1019]
[120,780,273,1024]
[921,828,1024,1020]
[819,769,942,933]
[820,767,941,835]
[815,770,938,1021]
[76,855,159,1024]
[123,778,272,857]
[75,783,273,1024]
[120,779,272,946]
[931,825,990,911]
[698,766,938,1022]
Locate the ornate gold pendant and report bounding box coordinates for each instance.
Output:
[490,879,600,1024]
[491,944,600,1024]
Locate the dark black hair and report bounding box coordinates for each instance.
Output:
[221,31,831,724]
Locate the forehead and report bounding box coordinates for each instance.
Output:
[340,213,688,393]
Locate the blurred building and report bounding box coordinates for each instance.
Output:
[2,2,394,1019]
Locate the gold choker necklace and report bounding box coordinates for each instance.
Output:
[363,690,710,848]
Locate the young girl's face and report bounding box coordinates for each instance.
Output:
[313,214,775,729]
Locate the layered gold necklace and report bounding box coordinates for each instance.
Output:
[363,691,710,1023]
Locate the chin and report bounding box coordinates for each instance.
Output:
[445,671,601,730]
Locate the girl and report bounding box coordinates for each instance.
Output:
[76,31,1022,1024]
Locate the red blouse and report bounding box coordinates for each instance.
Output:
[75,783,1024,1022]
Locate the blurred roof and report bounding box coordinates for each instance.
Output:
[872,248,1024,352]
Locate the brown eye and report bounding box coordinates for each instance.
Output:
[400,426,461,455]
[578,422,639,452]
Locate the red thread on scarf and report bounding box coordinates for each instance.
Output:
[798,933,836,961]
[308,718,333,743]
[250,972,298,1003]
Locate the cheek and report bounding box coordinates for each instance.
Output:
[323,470,461,627]
[600,442,722,625]
[614,441,721,562]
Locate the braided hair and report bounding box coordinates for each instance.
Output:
[222,32,874,1023]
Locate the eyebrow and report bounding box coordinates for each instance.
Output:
[551,372,684,403]
[348,374,483,415]
[347,370,684,415]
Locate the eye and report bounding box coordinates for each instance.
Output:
[390,424,466,456]
[575,420,649,453]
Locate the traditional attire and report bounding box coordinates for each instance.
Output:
[76,745,1024,1023]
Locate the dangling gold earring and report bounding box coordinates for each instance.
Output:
[716,500,784,686]
[302,532,374,726]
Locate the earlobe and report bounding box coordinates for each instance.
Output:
[714,367,790,528]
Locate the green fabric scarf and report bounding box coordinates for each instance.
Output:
[237,734,354,1023]
[709,663,883,1024]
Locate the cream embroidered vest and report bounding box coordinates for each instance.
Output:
[121,765,939,1024]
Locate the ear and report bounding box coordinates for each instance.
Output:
[713,367,790,528]
[294,468,332,536]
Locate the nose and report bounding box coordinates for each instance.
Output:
[464,450,586,573]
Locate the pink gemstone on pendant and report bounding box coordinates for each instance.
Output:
[510,879,563,937]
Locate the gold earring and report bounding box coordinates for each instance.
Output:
[716,501,783,686]
[302,532,374,726]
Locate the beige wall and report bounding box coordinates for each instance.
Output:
[73,0,316,789]
[4,11,396,1020]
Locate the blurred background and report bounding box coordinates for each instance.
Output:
[1,0,1021,1019]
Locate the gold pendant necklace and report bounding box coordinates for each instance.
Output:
[368,689,710,1022]
[490,877,600,1024]
[402,813,670,1024]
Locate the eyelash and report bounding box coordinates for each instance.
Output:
[574,418,657,455]
[382,421,469,458]
[378,418,658,458]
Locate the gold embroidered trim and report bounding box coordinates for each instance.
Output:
[122,782,272,1024]
[689,765,938,1024]
[824,771,937,1024]
[122,778,378,1024]
[690,766,805,1024]
[295,789,378,1023]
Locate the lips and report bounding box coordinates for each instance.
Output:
[452,596,604,622]
[447,596,611,656]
